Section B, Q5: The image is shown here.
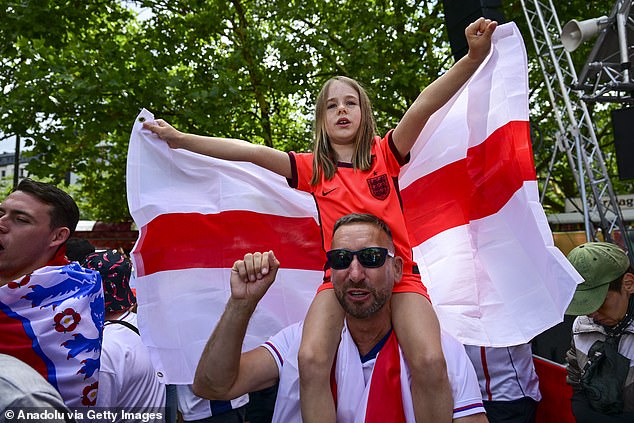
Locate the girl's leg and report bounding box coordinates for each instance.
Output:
[392,292,453,423]
[298,288,345,423]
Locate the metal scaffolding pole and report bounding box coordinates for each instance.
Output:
[521,0,634,262]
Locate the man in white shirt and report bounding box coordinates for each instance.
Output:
[464,344,541,423]
[193,213,488,423]
[83,250,165,415]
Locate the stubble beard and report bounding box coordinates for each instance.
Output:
[335,280,391,319]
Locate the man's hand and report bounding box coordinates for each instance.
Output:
[465,17,497,63]
[142,119,186,149]
[230,251,280,307]
[194,250,281,400]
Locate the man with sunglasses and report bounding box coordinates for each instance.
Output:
[193,213,487,422]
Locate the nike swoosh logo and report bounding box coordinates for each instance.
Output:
[322,188,338,196]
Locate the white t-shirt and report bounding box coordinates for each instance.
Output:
[464,344,541,402]
[262,322,485,422]
[96,312,166,413]
[176,384,248,421]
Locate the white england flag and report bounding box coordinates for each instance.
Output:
[126,22,581,383]
[399,22,581,346]
[127,113,324,383]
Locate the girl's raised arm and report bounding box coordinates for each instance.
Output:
[392,17,497,158]
[143,119,292,179]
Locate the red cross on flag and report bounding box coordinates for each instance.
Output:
[127,22,581,384]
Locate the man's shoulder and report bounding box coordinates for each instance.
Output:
[267,321,303,347]
[39,261,100,280]
[1,262,101,305]
[36,262,102,296]
[1,262,98,288]
[261,321,303,373]
[104,313,139,338]
[572,316,606,335]
[263,322,303,352]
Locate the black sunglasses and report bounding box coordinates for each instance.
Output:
[326,247,394,270]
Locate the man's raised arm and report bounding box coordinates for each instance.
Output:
[193,251,281,400]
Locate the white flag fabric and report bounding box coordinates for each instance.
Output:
[127,113,324,384]
[399,23,581,346]
[126,22,581,383]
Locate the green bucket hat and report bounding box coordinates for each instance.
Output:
[566,242,630,316]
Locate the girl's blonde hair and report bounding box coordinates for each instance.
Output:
[311,76,377,185]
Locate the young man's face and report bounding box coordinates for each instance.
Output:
[0,191,66,284]
[587,276,633,327]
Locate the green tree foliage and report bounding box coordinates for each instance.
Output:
[0,0,448,221]
[0,1,154,220]
[135,0,448,150]
[0,0,628,222]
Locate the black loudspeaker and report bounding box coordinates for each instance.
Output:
[443,0,506,61]
[611,107,634,180]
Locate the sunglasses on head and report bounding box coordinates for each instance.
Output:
[326,247,394,270]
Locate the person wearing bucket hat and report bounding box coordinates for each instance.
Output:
[564,242,634,422]
[83,250,165,413]
[84,250,136,313]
